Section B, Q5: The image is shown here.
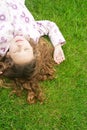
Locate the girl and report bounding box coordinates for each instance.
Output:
[0,0,66,103]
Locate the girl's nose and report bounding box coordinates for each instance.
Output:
[17,44,23,52]
[17,45,22,50]
[17,44,22,47]
[17,42,23,48]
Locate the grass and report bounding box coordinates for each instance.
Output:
[0,0,87,129]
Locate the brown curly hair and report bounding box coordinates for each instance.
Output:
[0,37,56,104]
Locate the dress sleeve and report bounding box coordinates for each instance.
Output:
[36,20,66,47]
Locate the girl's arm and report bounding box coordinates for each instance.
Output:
[36,20,66,64]
[36,20,66,47]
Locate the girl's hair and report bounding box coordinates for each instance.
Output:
[0,37,55,104]
[0,57,36,79]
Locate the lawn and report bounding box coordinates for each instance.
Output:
[0,0,87,130]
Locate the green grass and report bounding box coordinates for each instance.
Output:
[0,0,87,129]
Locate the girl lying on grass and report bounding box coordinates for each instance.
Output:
[0,0,66,103]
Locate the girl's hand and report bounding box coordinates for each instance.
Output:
[53,44,65,64]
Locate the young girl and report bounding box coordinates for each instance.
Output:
[0,0,66,103]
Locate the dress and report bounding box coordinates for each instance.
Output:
[0,0,65,56]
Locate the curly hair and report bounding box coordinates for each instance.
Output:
[0,37,56,104]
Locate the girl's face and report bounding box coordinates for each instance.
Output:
[8,36,34,65]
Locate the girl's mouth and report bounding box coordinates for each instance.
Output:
[15,39,23,42]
